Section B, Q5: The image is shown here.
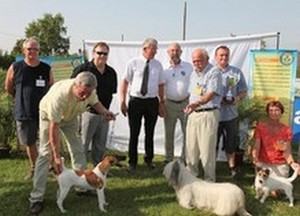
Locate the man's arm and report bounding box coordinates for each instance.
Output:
[49,121,63,173]
[92,102,115,121]
[5,64,15,97]
[49,70,55,86]
[120,79,129,116]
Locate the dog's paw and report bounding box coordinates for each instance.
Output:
[59,209,67,214]
[99,208,107,212]
[289,203,294,207]
[104,202,109,206]
[255,195,259,199]
[99,205,107,212]
[260,199,265,204]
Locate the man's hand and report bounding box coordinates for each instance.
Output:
[120,102,128,117]
[104,111,116,121]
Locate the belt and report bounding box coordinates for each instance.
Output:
[167,97,188,104]
[194,107,218,112]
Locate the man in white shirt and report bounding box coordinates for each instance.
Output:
[120,38,165,172]
[163,43,192,163]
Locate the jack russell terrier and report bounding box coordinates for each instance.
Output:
[254,167,299,207]
[56,154,126,213]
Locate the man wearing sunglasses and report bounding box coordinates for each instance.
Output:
[71,42,117,166]
[5,38,54,180]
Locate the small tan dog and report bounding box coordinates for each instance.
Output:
[163,160,251,216]
[56,154,126,213]
[254,167,299,207]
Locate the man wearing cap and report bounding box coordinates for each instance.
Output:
[120,38,165,172]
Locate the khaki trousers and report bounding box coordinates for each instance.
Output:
[164,99,188,161]
[29,115,86,203]
[185,109,220,182]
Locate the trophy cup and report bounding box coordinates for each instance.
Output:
[224,73,240,103]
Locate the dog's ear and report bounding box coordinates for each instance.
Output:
[255,166,262,172]
[169,160,180,186]
[265,169,270,175]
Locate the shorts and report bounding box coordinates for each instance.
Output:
[16,120,38,146]
[217,117,239,154]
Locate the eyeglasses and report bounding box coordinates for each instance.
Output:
[95,51,108,56]
[26,48,39,51]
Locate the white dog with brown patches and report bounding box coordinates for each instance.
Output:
[163,160,251,216]
[254,167,299,207]
[56,154,126,213]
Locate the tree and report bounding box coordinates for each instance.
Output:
[13,13,70,56]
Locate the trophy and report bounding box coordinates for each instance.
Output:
[224,73,240,103]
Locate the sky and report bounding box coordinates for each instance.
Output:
[0,0,300,54]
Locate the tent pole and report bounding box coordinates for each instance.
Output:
[276,32,280,49]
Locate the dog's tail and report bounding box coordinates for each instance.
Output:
[287,167,299,183]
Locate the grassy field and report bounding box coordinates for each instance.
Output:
[1,150,300,216]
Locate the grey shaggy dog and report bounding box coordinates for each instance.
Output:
[163,160,251,216]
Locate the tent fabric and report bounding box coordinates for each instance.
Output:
[83,33,278,157]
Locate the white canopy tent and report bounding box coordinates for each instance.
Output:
[83,32,279,157]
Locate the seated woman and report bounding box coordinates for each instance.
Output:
[252,100,299,178]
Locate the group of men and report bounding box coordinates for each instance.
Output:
[5,37,248,214]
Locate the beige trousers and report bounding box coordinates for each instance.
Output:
[185,109,220,182]
[29,116,87,203]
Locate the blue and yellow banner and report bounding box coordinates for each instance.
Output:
[249,49,298,125]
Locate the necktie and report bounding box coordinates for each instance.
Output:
[140,60,149,96]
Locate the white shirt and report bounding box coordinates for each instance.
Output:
[124,56,164,98]
[164,60,193,101]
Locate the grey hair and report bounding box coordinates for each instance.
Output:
[142,38,158,48]
[74,72,98,88]
[193,48,210,60]
[168,42,181,50]
[23,37,40,49]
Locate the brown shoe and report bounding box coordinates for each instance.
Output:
[29,201,43,214]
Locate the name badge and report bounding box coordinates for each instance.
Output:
[36,79,45,87]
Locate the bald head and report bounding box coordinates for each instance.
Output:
[168,42,182,65]
[192,48,209,72]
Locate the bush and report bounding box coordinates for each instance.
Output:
[0,70,16,149]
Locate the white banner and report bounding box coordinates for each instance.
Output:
[84,33,277,157]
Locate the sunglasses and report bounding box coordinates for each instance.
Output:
[95,51,108,56]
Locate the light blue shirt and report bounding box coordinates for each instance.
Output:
[219,65,248,121]
[188,63,222,109]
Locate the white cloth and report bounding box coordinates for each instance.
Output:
[83,35,268,156]
[164,60,193,101]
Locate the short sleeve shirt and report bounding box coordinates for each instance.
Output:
[123,56,165,98]
[39,79,99,123]
[219,65,248,121]
[164,60,193,101]
[254,122,292,164]
[188,63,222,109]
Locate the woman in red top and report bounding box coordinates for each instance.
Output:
[252,100,299,177]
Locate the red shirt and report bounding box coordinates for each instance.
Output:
[254,122,292,164]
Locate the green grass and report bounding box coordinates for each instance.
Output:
[1,151,300,216]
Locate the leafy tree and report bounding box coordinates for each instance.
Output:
[0,52,15,70]
[13,13,70,56]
